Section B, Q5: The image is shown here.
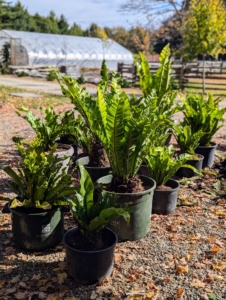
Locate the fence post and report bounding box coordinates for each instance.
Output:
[179,62,185,90]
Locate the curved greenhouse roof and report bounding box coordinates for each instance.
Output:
[0,30,133,70]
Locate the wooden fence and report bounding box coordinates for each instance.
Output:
[117,61,226,93]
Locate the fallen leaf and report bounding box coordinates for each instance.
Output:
[57,272,67,284]
[15,292,28,299]
[190,279,205,288]
[175,288,185,299]
[210,245,221,253]
[6,287,17,294]
[114,254,123,263]
[38,292,47,299]
[0,280,6,288]
[145,292,155,299]
[176,264,189,275]
[31,274,42,280]
[212,262,226,272]
[37,279,49,287]
[19,281,27,288]
[10,275,20,283]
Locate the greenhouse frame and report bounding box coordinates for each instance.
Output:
[0,30,133,70]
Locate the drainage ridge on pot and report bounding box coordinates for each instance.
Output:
[76,156,112,182]
[195,142,217,168]
[96,174,156,241]
[152,178,180,215]
[63,227,118,285]
[9,205,65,251]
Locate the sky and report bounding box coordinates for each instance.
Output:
[10,0,144,29]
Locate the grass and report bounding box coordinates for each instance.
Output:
[0,85,71,109]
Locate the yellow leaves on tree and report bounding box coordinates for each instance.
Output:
[181,0,226,59]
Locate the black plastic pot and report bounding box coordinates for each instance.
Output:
[64,227,118,285]
[76,156,111,182]
[9,205,66,251]
[138,164,149,177]
[56,137,78,160]
[175,154,204,178]
[152,179,180,215]
[54,143,74,174]
[96,175,156,241]
[195,142,217,168]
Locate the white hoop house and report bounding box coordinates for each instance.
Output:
[0,30,133,70]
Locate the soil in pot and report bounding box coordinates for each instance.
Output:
[175,154,204,178]
[97,175,156,241]
[152,179,180,215]
[195,142,217,168]
[106,175,147,193]
[9,205,65,251]
[76,156,111,182]
[64,227,117,284]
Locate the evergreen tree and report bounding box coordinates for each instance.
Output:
[10,1,37,31]
[69,22,83,36]
[46,11,59,34]
[0,0,14,29]
[57,14,69,34]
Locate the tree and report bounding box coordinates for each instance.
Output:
[129,26,152,55]
[180,0,226,92]
[120,0,191,24]
[57,14,70,34]
[0,0,15,29]
[69,22,83,36]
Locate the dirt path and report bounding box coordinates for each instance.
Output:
[0,75,97,95]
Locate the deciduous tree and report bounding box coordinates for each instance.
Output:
[180,0,226,92]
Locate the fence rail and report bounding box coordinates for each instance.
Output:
[117,61,226,93]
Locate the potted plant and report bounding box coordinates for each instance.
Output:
[0,137,75,251]
[53,63,111,181]
[145,145,196,215]
[16,105,74,173]
[180,93,226,167]
[174,124,204,177]
[135,44,179,146]
[90,74,158,241]
[64,164,131,284]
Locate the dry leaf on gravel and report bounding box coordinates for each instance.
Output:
[175,288,185,299]
[190,279,206,288]
[57,272,68,284]
[176,264,189,275]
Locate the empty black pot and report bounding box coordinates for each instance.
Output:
[64,227,118,284]
[152,179,180,215]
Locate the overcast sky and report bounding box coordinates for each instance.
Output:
[10,0,143,29]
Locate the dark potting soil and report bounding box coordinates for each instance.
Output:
[67,230,114,251]
[106,175,150,193]
[88,142,110,167]
[155,185,173,191]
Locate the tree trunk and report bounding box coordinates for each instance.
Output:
[202,54,206,93]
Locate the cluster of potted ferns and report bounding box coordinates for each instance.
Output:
[1,45,226,285]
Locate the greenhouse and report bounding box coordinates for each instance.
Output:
[0,30,133,70]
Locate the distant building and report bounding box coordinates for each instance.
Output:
[0,30,133,70]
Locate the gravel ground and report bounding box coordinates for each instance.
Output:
[0,103,226,300]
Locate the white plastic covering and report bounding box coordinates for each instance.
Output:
[0,30,133,70]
